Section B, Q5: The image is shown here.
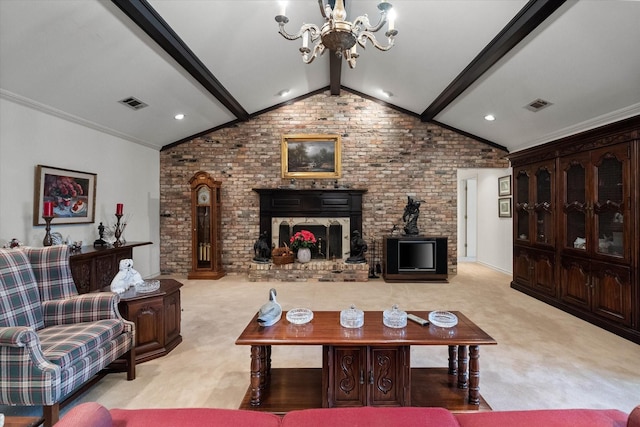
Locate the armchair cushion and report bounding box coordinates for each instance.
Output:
[39,319,125,368]
[0,248,44,329]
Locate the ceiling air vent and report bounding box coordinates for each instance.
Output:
[118,96,148,111]
[525,98,553,112]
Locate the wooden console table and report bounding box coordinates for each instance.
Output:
[104,279,182,363]
[69,241,152,294]
[236,311,496,413]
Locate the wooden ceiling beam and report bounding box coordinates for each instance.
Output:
[421,0,567,122]
[111,0,249,121]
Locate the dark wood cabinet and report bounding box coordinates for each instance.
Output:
[513,246,556,297]
[510,116,639,344]
[188,171,225,279]
[323,345,410,408]
[69,241,152,294]
[114,279,183,363]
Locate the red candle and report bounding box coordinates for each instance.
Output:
[116,203,124,215]
[43,201,53,217]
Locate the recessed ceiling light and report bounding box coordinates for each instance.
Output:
[484,114,495,121]
[174,113,185,120]
[277,89,290,97]
[381,90,393,98]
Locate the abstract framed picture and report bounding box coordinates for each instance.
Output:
[498,175,511,196]
[498,197,512,218]
[281,134,341,179]
[34,165,96,225]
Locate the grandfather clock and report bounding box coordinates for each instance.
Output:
[188,171,225,279]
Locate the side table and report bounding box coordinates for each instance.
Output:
[105,279,183,363]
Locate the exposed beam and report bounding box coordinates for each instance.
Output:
[330,52,342,95]
[111,0,250,121]
[421,0,567,122]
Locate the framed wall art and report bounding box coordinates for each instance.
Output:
[281,134,341,179]
[498,175,511,196]
[498,197,512,218]
[34,165,97,225]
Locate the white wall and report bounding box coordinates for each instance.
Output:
[457,168,512,274]
[0,97,160,278]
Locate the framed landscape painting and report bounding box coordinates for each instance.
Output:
[281,134,341,179]
[34,165,96,225]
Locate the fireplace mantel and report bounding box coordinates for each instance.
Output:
[253,188,367,250]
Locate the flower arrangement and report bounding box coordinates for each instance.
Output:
[289,230,317,251]
[44,175,84,208]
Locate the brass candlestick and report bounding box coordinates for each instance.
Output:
[43,215,54,247]
[113,213,125,247]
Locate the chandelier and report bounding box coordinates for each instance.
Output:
[275,0,398,69]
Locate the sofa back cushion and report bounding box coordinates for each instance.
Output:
[0,248,44,329]
[23,245,77,301]
[281,407,460,427]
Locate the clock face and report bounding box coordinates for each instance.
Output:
[197,187,211,205]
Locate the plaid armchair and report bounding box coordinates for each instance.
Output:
[0,245,135,427]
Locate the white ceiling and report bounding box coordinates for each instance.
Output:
[1,0,639,153]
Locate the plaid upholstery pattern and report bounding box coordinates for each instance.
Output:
[0,247,135,407]
[40,320,124,368]
[0,248,44,330]
[23,246,77,301]
[42,293,121,327]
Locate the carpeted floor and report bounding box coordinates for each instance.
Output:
[2,262,639,418]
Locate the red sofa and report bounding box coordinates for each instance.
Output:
[56,402,638,427]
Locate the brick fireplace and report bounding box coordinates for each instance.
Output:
[250,188,369,281]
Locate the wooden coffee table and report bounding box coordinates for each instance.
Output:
[236,311,496,413]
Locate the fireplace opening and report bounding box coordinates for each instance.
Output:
[273,218,349,260]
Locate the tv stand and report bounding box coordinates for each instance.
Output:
[383,236,448,282]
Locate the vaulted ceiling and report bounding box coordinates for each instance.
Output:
[1,0,638,153]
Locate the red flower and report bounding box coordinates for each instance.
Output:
[290,230,317,250]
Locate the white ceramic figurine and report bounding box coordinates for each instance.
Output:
[110,259,144,294]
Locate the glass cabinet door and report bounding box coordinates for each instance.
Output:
[515,170,530,242]
[562,158,587,252]
[534,166,553,245]
[593,147,627,259]
[195,186,212,269]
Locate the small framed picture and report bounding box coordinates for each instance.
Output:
[498,197,512,218]
[498,175,511,196]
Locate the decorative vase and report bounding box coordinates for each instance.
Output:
[297,247,311,263]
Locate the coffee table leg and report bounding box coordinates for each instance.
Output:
[448,345,457,375]
[457,345,468,389]
[250,345,269,406]
[468,345,480,405]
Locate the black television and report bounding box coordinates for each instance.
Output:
[398,240,436,272]
[383,237,448,281]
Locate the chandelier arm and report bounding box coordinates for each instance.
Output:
[357,31,395,52]
[317,0,328,20]
[302,43,326,64]
[278,23,322,42]
[352,12,387,33]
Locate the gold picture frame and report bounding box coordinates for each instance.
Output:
[34,165,97,225]
[281,134,341,179]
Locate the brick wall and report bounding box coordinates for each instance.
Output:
[159,90,509,276]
